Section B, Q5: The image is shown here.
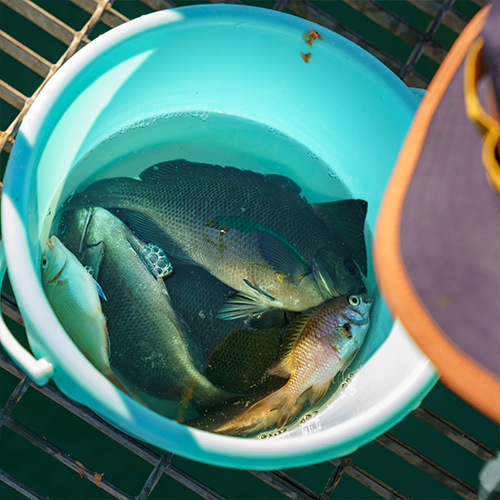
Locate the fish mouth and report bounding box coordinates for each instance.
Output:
[47,236,55,251]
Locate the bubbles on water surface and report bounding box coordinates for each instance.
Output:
[258,428,288,440]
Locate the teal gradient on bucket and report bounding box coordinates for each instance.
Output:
[1,5,437,469]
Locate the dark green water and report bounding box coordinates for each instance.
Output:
[1,1,498,499]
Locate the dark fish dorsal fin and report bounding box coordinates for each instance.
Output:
[140,160,303,196]
[312,199,368,275]
[139,160,230,183]
[280,309,314,358]
[265,174,302,195]
[312,255,335,299]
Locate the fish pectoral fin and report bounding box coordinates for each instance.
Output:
[127,235,174,281]
[125,211,191,263]
[217,288,275,321]
[255,230,309,285]
[92,277,107,301]
[340,348,360,380]
[306,381,331,406]
[242,279,277,302]
[311,199,368,276]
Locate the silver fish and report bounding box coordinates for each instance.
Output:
[41,235,111,378]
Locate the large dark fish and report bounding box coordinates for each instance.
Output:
[54,207,233,417]
[64,160,368,319]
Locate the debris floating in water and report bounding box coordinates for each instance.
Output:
[303,28,322,46]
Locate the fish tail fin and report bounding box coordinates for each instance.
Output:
[179,372,235,414]
[176,376,198,423]
[213,387,308,436]
[213,387,289,436]
[217,291,271,320]
[106,371,132,397]
[249,388,299,429]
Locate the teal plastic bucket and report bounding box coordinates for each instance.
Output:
[0,5,436,469]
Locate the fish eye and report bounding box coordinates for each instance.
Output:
[343,323,351,332]
[344,259,358,276]
[41,256,48,269]
[348,295,361,306]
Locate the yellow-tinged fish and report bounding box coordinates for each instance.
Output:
[213,293,373,436]
[41,235,112,378]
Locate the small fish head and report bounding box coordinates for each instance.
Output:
[41,236,68,285]
[342,293,373,325]
[312,248,365,298]
[54,207,94,256]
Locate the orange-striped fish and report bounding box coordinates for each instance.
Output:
[41,235,111,377]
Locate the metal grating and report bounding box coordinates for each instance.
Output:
[0,1,497,499]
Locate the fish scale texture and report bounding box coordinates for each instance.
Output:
[69,161,366,313]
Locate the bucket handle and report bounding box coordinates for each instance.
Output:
[0,242,53,385]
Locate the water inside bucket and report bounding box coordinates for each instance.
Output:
[44,111,381,438]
